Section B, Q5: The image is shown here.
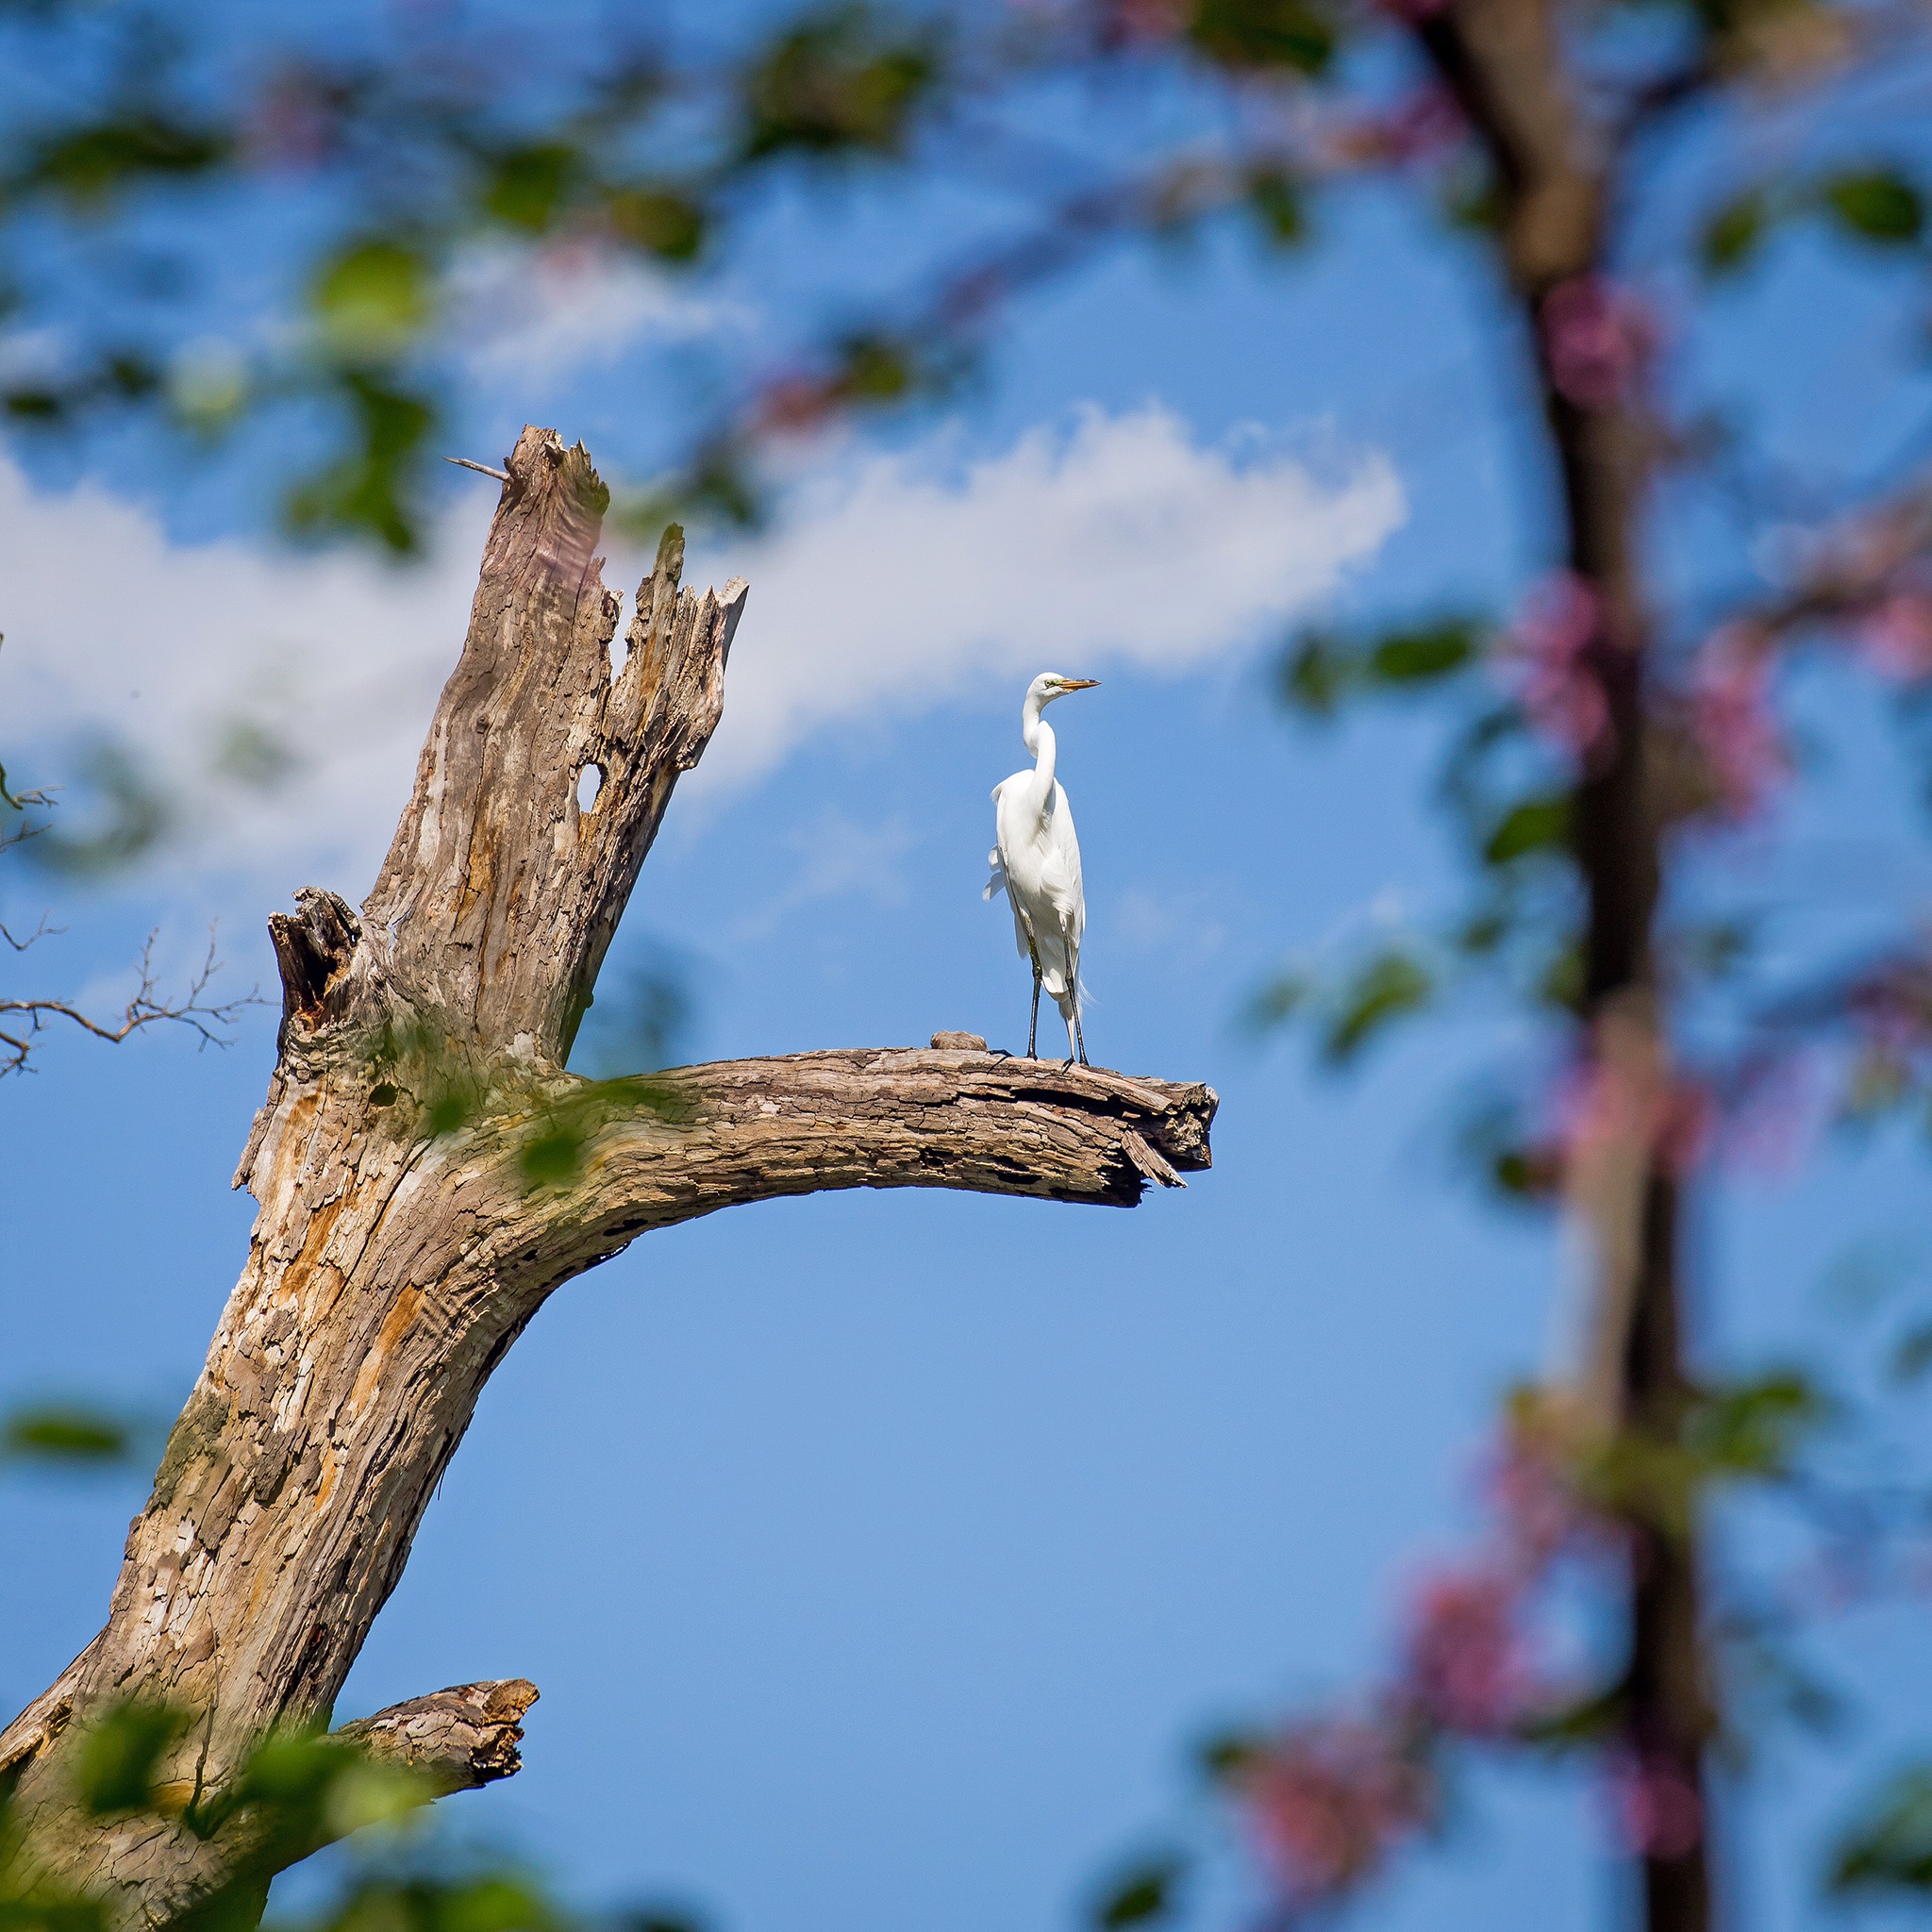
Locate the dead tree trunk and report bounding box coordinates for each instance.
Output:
[0,426,1215,1927]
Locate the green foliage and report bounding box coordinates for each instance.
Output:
[284,373,435,554]
[75,1702,191,1816]
[1482,793,1571,867]
[1700,189,1772,275]
[1821,169,1925,246]
[1244,970,1310,1031]
[1519,1683,1624,1753]
[1278,620,1485,719]
[1279,633,1351,716]
[833,331,917,404]
[740,7,940,160]
[1370,625,1477,684]
[1245,168,1307,246]
[1890,1321,1932,1383]
[484,146,582,233]
[606,186,706,262]
[291,1874,562,1932]
[1091,1856,1186,1928]
[310,242,435,359]
[1685,1370,1828,1478]
[1323,950,1433,1064]
[1188,0,1334,75]
[1580,1372,1828,1534]
[16,112,227,206]
[1195,1729,1264,1781]
[28,740,170,874]
[1830,1764,1932,1893]
[0,1404,138,1465]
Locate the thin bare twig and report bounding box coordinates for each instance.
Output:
[0,924,261,1078]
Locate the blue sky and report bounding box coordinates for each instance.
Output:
[5,23,1932,1932]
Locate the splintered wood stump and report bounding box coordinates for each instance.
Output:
[0,426,1216,1927]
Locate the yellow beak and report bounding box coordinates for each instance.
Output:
[1058,678,1101,691]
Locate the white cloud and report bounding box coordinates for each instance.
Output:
[687,404,1403,789]
[0,404,1401,900]
[0,468,491,893]
[450,243,741,391]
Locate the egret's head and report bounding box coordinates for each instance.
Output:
[1029,672,1101,708]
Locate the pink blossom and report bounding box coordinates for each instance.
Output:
[1488,1432,1583,1572]
[1096,0,1188,44]
[1374,0,1453,25]
[1554,1025,1710,1185]
[1239,1718,1431,1907]
[1508,571,1610,756]
[1400,1567,1533,1734]
[1610,1754,1705,1858]
[1858,590,1932,680]
[1541,276,1656,412]
[1331,87,1463,166]
[1690,625,1785,822]
[1717,1052,1822,1179]
[243,67,339,171]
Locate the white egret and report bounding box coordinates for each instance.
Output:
[984,672,1100,1063]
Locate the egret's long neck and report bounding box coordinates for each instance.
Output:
[1021,693,1057,811]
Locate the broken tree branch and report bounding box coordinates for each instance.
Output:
[0,425,1215,1930]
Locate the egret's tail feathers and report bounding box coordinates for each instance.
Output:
[983,849,1008,902]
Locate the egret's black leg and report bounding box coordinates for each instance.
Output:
[1073,1004,1089,1068]
[1027,973,1041,1059]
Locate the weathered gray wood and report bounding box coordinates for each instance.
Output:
[0,425,1215,1928]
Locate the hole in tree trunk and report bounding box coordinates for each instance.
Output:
[577,764,605,813]
[609,591,630,675]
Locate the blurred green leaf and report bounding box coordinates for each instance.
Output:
[607,185,706,261]
[1,1404,136,1464]
[1890,1322,1932,1383]
[1519,1682,1624,1752]
[1368,622,1478,685]
[1189,0,1334,75]
[1830,1764,1932,1893]
[1483,793,1572,867]
[5,385,65,421]
[1701,190,1770,275]
[834,331,916,403]
[1822,169,1924,245]
[284,372,435,554]
[1195,1727,1264,1780]
[309,240,434,358]
[21,113,228,206]
[1091,1857,1186,1929]
[29,740,170,874]
[1324,951,1432,1063]
[1278,633,1351,717]
[519,1126,585,1187]
[1441,160,1505,233]
[741,7,940,160]
[1245,971,1310,1032]
[1245,167,1306,245]
[75,1701,191,1815]
[1687,1370,1827,1478]
[484,144,580,232]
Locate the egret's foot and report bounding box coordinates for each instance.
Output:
[989,1046,1014,1061]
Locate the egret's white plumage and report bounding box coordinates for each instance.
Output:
[984,671,1100,1063]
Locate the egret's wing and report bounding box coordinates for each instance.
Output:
[1045,782,1085,950]
[983,846,1008,901]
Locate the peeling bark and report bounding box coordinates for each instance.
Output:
[0,425,1215,1927]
